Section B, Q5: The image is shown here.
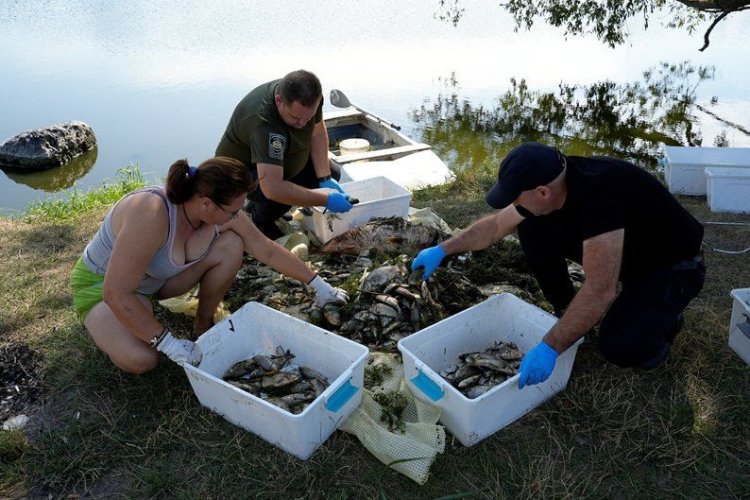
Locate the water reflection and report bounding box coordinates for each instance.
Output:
[411,62,736,173]
[1,147,98,191]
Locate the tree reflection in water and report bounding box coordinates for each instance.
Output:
[411,61,724,177]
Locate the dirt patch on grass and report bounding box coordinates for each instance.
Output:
[0,343,44,426]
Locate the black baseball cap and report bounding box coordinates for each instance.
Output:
[486,142,566,209]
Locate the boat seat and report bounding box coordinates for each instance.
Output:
[332,143,432,164]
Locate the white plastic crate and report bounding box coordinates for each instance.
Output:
[663,146,750,195]
[728,288,750,365]
[398,293,582,447]
[183,302,369,460]
[301,176,411,242]
[705,167,750,213]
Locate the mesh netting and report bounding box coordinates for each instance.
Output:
[340,352,445,484]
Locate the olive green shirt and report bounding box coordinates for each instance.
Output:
[216,79,323,179]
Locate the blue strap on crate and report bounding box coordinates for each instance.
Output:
[325,378,358,413]
[410,370,444,402]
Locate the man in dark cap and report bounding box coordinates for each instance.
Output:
[216,69,354,239]
[412,142,705,388]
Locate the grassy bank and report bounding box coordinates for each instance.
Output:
[1,169,749,499]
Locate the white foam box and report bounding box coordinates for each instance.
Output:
[705,167,750,213]
[398,293,582,447]
[183,302,369,460]
[663,146,750,195]
[728,288,750,365]
[301,176,411,242]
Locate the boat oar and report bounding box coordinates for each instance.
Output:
[329,89,402,130]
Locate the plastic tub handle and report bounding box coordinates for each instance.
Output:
[325,378,359,413]
[410,370,445,401]
[737,317,750,340]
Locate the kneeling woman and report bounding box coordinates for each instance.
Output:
[71,157,346,373]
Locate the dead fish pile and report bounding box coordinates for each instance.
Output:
[440,341,523,399]
[285,255,484,351]
[226,250,485,353]
[335,264,426,349]
[318,217,446,256]
[332,261,483,350]
[222,346,329,415]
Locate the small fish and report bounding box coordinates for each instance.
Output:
[465,384,493,399]
[252,354,277,372]
[261,372,302,393]
[471,355,516,375]
[224,359,255,379]
[300,366,328,382]
[457,374,481,389]
[322,302,342,326]
[318,217,445,255]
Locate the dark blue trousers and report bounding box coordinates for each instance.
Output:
[246,158,341,238]
[518,215,705,367]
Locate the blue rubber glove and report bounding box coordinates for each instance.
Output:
[319,177,345,194]
[411,245,446,279]
[518,341,558,389]
[325,192,354,213]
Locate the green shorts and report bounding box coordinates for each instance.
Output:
[70,257,104,322]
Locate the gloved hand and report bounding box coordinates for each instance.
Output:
[325,193,354,213]
[411,245,446,279]
[319,177,345,194]
[308,275,349,306]
[518,340,558,389]
[155,331,203,366]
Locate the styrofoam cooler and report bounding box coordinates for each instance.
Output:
[183,302,369,460]
[705,167,750,213]
[301,176,411,242]
[728,288,750,365]
[398,293,582,447]
[663,146,750,195]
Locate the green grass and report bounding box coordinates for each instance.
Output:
[23,166,145,222]
[1,165,749,499]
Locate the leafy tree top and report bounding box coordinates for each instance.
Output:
[437,0,750,51]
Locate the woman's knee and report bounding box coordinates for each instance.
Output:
[213,230,244,267]
[112,348,159,374]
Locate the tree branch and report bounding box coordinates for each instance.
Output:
[695,103,750,136]
[699,9,731,51]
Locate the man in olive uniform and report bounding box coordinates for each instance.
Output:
[216,69,353,239]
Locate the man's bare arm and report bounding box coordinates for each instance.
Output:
[542,229,623,352]
[309,120,331,179]
[256,163,328,207]
[441,205,525,255]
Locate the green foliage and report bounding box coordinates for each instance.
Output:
[411,61,716,182]
[438,0,750,50]
[22,165,145,222]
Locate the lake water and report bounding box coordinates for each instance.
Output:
[1,0,749,215]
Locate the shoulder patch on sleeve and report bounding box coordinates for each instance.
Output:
[268,133,286,160]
